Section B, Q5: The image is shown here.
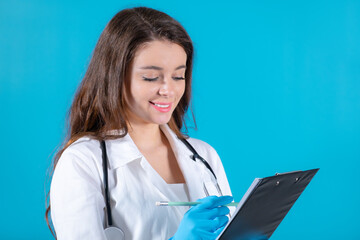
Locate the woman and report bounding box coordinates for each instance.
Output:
[47,6,234,240]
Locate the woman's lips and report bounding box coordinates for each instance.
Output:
[149,101,172,113]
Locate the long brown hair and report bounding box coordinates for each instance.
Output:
[45,6,195,237]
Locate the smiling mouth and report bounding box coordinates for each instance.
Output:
[149,101,171,108]
[149,101,172,112]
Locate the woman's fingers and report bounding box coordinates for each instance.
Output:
[208,206,230,218]
[197,215,229,232]
[196,220,228,240]
[213,225,226,236]
[209,215,229,232]
[173,197,233,239]
[196,195,234,210]
[196,206,230,220]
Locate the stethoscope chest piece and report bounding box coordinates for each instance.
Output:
[104,226,125,240]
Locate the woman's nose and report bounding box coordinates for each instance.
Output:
[158,78,174,97]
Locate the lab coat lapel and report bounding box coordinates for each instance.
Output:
[139,157,173,201]
[107,129,185,220]
[139,156,186,220]
[107,125,205,205]
[176,150,205,202]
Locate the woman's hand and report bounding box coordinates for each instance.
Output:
[170,195,233,240]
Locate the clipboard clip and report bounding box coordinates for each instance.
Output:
[275,170,302,184]
[275,170,302,176]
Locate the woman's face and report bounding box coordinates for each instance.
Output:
[125,40,187,127]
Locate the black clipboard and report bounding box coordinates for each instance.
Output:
[217,168,319,240]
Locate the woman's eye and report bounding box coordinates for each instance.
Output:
[173,76,185,80]
[142,76,159,81]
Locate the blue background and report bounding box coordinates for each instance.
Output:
[1,0,359,239]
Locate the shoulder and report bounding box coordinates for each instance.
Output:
[59,136,102,163]
[53,136,103,183]
[64,136,101,157]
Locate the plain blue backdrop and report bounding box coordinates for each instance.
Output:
[1,0,359,239]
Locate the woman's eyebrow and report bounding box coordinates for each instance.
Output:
[139,65,186,70]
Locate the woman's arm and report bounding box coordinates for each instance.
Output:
[50,148,107,240]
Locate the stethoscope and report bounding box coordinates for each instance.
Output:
[99,138,223,240]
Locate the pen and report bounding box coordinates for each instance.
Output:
[155,201,239,207]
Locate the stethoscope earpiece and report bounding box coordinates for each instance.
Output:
[104,226,125,240]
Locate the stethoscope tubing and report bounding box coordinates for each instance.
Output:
[100,140,113,226]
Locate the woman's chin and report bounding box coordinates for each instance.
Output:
[152,115,172,125]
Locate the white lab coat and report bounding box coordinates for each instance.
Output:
[50,124,233,240]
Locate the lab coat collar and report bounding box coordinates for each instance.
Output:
[105,124,205,201]
[104,130,143,169]
[105,124,192,169]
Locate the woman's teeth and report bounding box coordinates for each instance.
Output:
[150,101,172,112]
[150,101,170,108]
[154,103,170,108]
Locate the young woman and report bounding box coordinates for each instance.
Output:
[47,6,235,240]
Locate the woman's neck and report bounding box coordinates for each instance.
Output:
[127,123,165,151]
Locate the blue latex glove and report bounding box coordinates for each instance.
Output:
[170,195,233,240]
